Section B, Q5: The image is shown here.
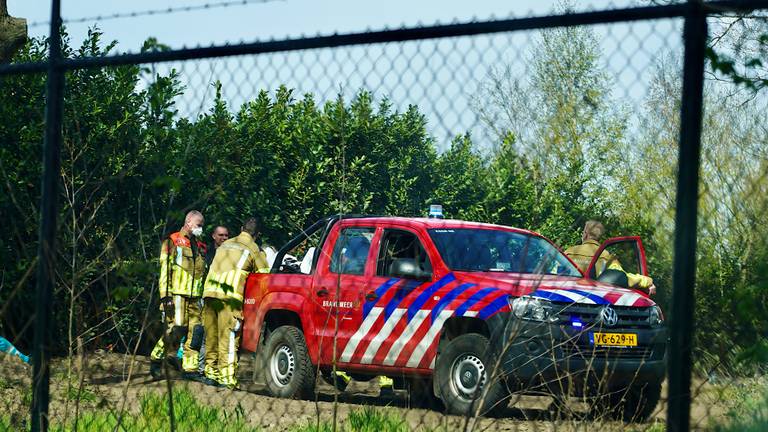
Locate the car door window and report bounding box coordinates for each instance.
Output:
[376,229,432,277]
[329,227,375,275]
[588,239,645,279]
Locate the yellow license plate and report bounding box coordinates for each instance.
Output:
[593,332,638,347]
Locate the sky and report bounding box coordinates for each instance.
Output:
[13,0,648,49]
[7,1,683,151]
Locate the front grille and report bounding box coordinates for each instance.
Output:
[562,344,653,360]
[552,302,652,329]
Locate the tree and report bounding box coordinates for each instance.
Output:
[706,9,768,93]
[627,53,768,370]
[474,17,624,244]
[431,134,489,221]
[0,0,26,63]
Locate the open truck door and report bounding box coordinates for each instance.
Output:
[585,236,649,288]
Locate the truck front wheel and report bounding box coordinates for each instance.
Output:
[263,326,316,399]
[435,333,508,416]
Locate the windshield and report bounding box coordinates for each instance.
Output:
[428,228,581,276]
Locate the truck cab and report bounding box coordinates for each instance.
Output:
[241,215,666,421]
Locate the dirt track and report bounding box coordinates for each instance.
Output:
[0,352,730,431]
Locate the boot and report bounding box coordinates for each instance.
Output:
[182,371,204,381]
[149,360,163,381]
[198,376,224,388]
[166,356,182,371]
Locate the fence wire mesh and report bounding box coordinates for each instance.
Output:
[1,1,767,431]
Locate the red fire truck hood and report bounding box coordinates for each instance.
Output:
[452,272,656,307]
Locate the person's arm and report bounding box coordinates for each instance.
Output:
[606,258,655,294]
[159,239,173,299]
[255,247,270,273]
[627,273,655,294]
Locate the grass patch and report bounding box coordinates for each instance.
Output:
[712,376,768,432]
[0,376,13,390]
[0,391,438,432]
[289,406,442,432]
[348,406,409,432]
[65,385,98,403]
[49,389,260,432]
[631,420,665,432]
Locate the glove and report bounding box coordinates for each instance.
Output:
[161,297,175,321]
[233,318,242,333]
[189,324,205,351]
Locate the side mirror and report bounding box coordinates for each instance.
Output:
[389,258,431,281]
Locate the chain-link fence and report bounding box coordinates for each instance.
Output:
[1,0,767,431]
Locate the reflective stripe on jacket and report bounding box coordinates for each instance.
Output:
[203,232,269,302]
[159,232,206,298]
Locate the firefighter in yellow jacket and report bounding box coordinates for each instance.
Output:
[565,220,657,295]
[201,217,269,388]
[150,210,207,380]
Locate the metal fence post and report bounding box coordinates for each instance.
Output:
[30,0,64,430]
[666,1,707,432]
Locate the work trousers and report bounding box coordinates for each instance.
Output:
[150,294,202,373]
[202,298,241,387]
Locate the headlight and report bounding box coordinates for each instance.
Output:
[509,296,558,323]
[649,305,664,327]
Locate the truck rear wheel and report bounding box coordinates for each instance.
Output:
[435,333,508,416]
[263,325,316,399]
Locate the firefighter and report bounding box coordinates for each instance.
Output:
[201,217,269,389]
[207,225,230,267]
[150,210,207,380]
[565,220,656,295]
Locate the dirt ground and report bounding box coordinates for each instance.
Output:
[0,352,732,431]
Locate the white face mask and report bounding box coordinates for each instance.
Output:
[191,226,203,237]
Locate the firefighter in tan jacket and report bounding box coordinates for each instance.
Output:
[201,217,269,388]
[150,210,207,380]
[565,220,657,295]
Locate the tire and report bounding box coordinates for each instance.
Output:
[607,381,662,422]
[262,326,316,399]
[435,333,509,417]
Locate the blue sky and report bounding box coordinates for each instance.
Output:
[13,0,646,50]
[8,1,681,151]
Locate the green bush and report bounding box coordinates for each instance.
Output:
[713,378,768,432]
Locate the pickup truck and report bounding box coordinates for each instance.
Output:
[241,215,667,421]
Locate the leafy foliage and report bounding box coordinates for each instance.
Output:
[0,20,765,378]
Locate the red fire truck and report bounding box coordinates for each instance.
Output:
[241,214,666,421]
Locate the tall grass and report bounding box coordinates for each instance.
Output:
[0,390,429,432]
[709,376,768,432]
[39,390,258,432]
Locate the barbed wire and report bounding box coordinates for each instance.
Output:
[27,0,285,29]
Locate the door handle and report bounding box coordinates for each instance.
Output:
[365,291,378,301]
[316,288,329,297]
